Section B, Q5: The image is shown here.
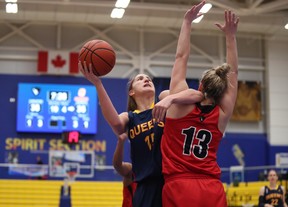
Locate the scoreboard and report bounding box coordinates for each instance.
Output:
[16,83,97,134]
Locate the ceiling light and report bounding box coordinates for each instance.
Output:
[285,23,288,30]
[200,3,212,14]
[110,8,125,19]
[5,0,17,2]
[193,15,204,24]
[115,0,130,9]
[6,3,18,13]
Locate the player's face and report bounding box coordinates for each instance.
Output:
[131,74,155,94]
[268,170,278,183]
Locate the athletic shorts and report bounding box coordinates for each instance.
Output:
[133,177,164,207]
[162,177,227,207]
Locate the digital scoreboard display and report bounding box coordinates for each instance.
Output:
[17,83,97,134]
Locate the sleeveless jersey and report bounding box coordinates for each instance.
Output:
[122,182,137,207]
[128,109,164,182]
[264,185,284,207]
[161,104,223,179]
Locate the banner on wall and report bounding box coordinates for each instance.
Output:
[276,153,288,167]
[231,81,262,121]
[37,51,79,75]
[9,165,48,177]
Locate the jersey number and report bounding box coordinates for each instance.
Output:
[145,133,155,150]
[182,127,212,159]
[271,199,278,206]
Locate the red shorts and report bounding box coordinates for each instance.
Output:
[162,177,227,207]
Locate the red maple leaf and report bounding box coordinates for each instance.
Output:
[52,55,66,68]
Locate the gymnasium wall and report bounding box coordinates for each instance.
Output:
[0,74,287,183]
[266,39,288,146]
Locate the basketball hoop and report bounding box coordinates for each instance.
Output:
[66,171,77,183]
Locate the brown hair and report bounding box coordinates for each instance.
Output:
[200,63,231,104]
[127,76,137,112]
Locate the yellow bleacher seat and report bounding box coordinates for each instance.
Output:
[0,179,123,207]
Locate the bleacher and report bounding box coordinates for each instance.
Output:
[70,181,122,207]
[0,179,286,207]
[0,179,62,207]
[0,179,123,207]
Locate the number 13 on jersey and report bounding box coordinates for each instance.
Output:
[182,126,212,159]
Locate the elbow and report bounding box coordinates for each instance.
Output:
[175,53,188,60]
[112,160,122,172]
[195,91,204,102]
[113,162,126,177]
[110,123,125,135]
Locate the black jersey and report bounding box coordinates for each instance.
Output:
[264,185,284,207]
[127,109,164,182]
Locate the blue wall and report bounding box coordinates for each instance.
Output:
[0,74,287,183]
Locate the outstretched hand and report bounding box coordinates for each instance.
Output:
[152,96,173,123]
[78,61,101,85]
[215,10,239,36]
[184,0,205,24]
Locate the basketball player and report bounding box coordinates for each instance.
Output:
[258,169,287,207]
[79,64,203,206]
[152,1,239,206]
[113,133,137,207]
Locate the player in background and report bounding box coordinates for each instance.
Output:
[79,62,203,206]
[258,169,288,207]
[152,1,239,206]
[113,133,136,207]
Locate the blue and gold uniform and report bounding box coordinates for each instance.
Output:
[128,108,164,207]
[263,185,285,207]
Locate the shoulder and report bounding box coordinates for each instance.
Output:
[166,103,196,119]
[259,186,266,195]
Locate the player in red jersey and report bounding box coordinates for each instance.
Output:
[80,65,202,207]
[153,1,240,206]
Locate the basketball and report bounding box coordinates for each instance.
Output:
[79,40,116,76]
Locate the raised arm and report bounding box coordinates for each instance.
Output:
[113,133,133,178]
[79,62,128,135]
[169,1,205,94]
[153,89,203,121]
[216,11,239,119]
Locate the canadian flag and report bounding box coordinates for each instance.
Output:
[37,51,79,75]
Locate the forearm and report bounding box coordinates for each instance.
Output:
[113,139,124,169]
[113,139,131,177]
[170,89,203,105]
[94,82,123,133]
[176,20,191,60]
[226,34,238,74]
[170,20,191,93]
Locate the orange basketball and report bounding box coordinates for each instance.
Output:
[79,40,116,76]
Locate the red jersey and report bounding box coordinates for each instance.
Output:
[161,104,223,180]
[122,182,137,207]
